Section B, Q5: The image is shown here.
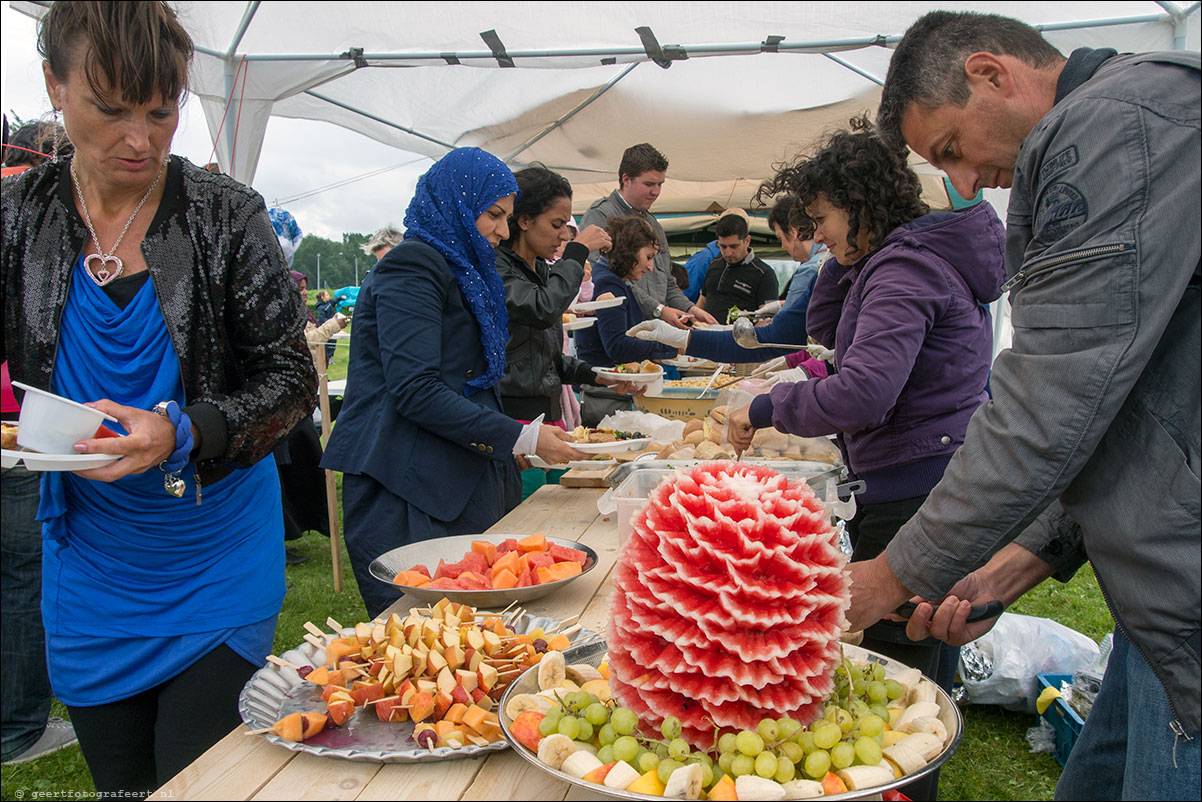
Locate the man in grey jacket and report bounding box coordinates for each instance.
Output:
[579,143,716,328]
[851,11,1200,800]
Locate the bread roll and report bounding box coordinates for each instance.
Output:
[682,419,704,437]
[709,405,729,424]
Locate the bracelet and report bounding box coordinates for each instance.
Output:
[152,401,194,497]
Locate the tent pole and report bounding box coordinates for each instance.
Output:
[503,63,640,163]
[303,90,457,151]
[224,0,261,59]
[821,54,883,87]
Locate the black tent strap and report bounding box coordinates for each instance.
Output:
[635,26,687,69]
[479,29,515,68]
[441,53,461,65]
[761,35,785,53]
[339,47,368,68]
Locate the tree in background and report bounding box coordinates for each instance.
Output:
[292,232,371,288]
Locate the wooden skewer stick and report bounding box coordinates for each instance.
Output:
[363,695,401,706]
[244,726,277,735]
[545,613,581,631]
[266,654,303,671]
[326,616,345,633]
[304,622,333,641]
[551,623,582,640]
[303,633,326,651]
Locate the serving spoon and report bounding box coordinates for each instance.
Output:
[731,317,809,351]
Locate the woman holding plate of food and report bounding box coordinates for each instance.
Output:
[1,2,318,795]
[322,149,586,617]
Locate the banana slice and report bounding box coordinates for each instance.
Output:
[836,764,895,790]
[579,678,612,702]
[537,651,567,691]
[895,700,941,732]
[536,733,576,770]
[899,731,945,762]
[663,762,704,799]
[565,663,604,684]
[882,740,927,775]
[910,679,938,705]
[604,760,642,790]
[781,779,824,799]
[561,750,604,779]
[890,667,922,700]
[906,715,948,744]
[734,775,786,801]
[503,693,553,720]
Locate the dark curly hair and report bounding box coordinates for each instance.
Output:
[502,163,572,249]
[753,115,928,261]
[606,216,658,279]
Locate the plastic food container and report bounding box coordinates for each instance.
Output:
[12,382,116,454]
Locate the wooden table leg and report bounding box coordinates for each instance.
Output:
[315,343,343,593]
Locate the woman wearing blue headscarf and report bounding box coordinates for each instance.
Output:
[323,148,585,615]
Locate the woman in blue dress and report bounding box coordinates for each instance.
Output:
[0,2,317,795]
[322,148,584,617]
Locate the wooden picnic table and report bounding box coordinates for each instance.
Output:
[151,485,617,801]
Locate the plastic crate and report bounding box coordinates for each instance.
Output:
[1038,673,1084,767]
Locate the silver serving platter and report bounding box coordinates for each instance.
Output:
[239,612,572,763]
[499,640,964,801]
[369,534,599,608]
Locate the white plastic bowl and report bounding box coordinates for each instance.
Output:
[12,382,116,454]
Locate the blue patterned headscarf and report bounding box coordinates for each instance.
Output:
[403,148,517,395]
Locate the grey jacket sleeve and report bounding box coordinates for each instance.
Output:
[579,203,610,265]
[886,84,1202,599]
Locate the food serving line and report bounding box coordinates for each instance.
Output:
[151,485,618,801]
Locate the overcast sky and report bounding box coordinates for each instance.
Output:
[1,3,430,240]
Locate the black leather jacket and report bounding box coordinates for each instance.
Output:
[496,243,600,421]
[2,156,317,486]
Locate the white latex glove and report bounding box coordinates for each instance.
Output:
[754,300,784,316]
[625,319,690,350]
[765,366,809,387]
[806,343,836,361]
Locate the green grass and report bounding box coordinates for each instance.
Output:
[1,364,1111,802]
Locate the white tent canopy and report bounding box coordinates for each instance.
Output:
[15,0,1198,213]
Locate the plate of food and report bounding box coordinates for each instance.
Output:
[499,639,962,801]
[592,361,663,384]
[369,534,599,607]
[568,426,651,454]
[571,293,625,313]
[240,601,591,763]
[562,314,597,332]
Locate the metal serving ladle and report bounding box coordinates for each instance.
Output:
[731,316,808,351]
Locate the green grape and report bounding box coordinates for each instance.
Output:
[613,735,639,763]
[639,750,660,774]
[538,716,559,737]
[885,679,904,700]
[851,678,867,696]
[611,708,638,736]
[812,721,841,750]
[871,663,886,682]
[777,717,801,740]
[691,751,713,769]
[717,752,735,772]
[774,754,797,783]
[850,700,871,718]
[584,703,609,727]
[697,762,714,787]
[597,744,615,764]
[654,741,669,759]
[668,738,690,760]
[834,664,849,680]
[598,723,617,746]
[753,751,778,779]
[557,716,581,740]
[779,741,803,763]
[803,749,831,779]
[867,679,888,702]
[869,703,891,723]
[731,754,755,777]
[858,714,885,738]
[796,731,817,754]
[657,759,683,785]
[830,742,855,770]
[832,708,855,733]
[854,735,883,766]
[710,764,726,786]
[575,719,594,742]
[542,707,563,729]
[661,715,683,740]
[717,733,738,755]
[562,691,582,713]
[735,729,765,757]
[757,718,780,743]
[579,692,600,709]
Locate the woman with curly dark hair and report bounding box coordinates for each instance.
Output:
[730,118,1005,786]
[574,216,677,425]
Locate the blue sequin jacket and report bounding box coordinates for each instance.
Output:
[2,155,318,486]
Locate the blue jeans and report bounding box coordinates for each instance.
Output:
[1056,629,1201,801]
[1,467,51,761]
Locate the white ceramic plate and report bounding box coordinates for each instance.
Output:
[592,367,664,384]
[569,438,650,453]
[570,297,625,313]
[562,318,597,331]
[1,449,121,472]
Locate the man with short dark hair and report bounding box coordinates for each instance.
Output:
[698,212,778,319]
[767,195,826,315]
[579,143,716,328]
[847,11,1199,800]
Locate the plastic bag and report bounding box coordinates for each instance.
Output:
[1025,718,1058,756]
[959,612,1100,714]
[595,410,684,445]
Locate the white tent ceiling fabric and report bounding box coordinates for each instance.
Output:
[12,1,1199,210]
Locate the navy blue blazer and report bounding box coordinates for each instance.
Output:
[574,260,678,367]
[322,240,522,522]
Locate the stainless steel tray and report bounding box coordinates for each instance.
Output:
[239,612,574,763]
[605,459,844,488]
[498,640,963,801]
[369,534,599,608]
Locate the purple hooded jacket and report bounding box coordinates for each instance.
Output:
[748,202,1006,503]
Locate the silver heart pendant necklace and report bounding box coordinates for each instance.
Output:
[70,158,165,288]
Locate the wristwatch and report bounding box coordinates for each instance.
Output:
[654,303,665,318]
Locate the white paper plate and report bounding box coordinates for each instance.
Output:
[569,438,650,453]
[570,297,625,313]
[525,455,617,471]
[562,318,596,331]
[1,449,121,472]
[592,367,664,383]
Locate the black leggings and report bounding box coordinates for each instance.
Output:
[847,494,958,802]
[67,644,259,799]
